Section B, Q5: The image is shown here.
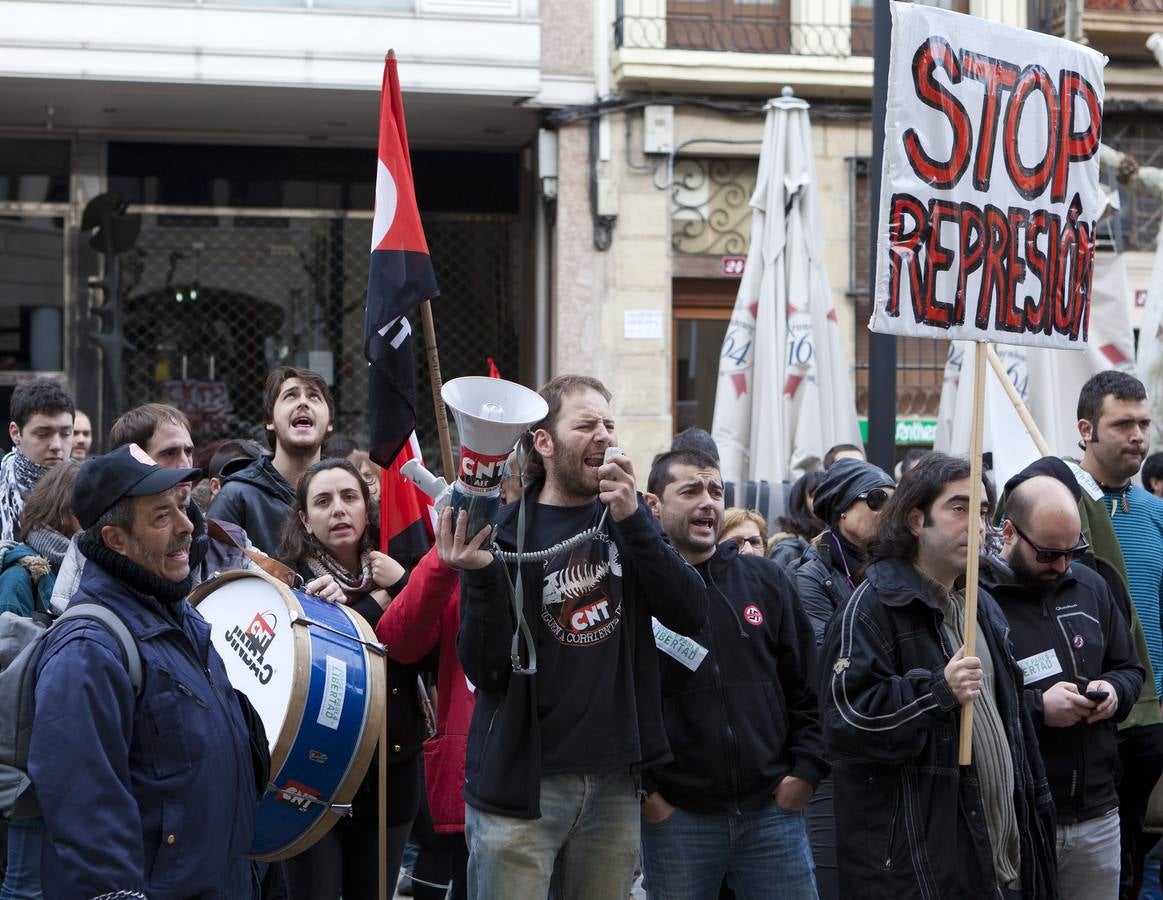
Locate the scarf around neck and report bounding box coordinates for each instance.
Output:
[304,547,376,599]
[0,449,48,542]
[24,527,72,571]
[78,532,195,608]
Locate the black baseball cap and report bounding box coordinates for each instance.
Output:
[73,443,201,530]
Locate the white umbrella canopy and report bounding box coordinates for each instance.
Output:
[711,90,862,486]
[1138,229,1163,451]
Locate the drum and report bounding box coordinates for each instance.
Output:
[189,569,386,860]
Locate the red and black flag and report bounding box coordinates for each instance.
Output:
[364,52,439,470]
[378,432,437,567]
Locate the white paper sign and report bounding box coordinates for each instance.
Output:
[652,618,708,672]
[870,4,1107,349]
[1016,648,1064,685]
[624,309,663,341]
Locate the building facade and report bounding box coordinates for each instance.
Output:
[1,0,1159,470]
[0,0,593,457]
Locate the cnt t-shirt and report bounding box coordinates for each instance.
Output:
[530,501,641,775]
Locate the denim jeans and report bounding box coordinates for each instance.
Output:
[1056,808,1121,900]
[1142,857,1163,900]
[0,819,43,900]
[465,770,640,900]
[640,800,817,900]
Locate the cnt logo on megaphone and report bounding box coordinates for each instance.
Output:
[458,447,513,495]
[402,377,548,539]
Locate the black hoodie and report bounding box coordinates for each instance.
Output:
[980,554,1143,823]
[644,541,828,814]
[208,455,295,557]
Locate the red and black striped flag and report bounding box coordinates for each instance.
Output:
[364,52,439,470]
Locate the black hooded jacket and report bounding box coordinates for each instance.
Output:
[980,554,1143,823]
[819,557,1058,900]
[208,455,295,557]
[644,541,827,814]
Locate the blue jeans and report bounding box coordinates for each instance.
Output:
[640,800,818,900]
[1142,857,1163,900]
[0,819,44,900]
[465,770,641,900]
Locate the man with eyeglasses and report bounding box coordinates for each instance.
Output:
[983,472,1143,900]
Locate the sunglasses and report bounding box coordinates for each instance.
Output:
[858,488,891,511]
[1009,520,1089,564]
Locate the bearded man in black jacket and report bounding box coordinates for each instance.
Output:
[984,473,1142,900]
[641,449,826,899]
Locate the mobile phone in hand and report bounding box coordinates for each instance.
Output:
[1085,689,1109,703]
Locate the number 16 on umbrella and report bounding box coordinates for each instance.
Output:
[867,2,1106,764]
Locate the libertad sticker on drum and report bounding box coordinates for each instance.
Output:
[317,656,348,730]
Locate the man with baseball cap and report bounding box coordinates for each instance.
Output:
[27,444,260,899]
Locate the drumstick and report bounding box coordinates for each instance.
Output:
[379,655,389,900]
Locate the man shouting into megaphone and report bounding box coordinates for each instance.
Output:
[440,373,708,900]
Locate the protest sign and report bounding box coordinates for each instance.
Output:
[869,3,1107,349]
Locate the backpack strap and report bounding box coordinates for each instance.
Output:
[57,604,143,697]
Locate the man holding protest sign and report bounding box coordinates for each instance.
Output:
[818,453,1057,900]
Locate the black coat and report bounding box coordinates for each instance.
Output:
[981,555,1143,823]
[209,455,295,558]
[795,532,856,645]
[645,541,827,813]
[818,558,1058,900]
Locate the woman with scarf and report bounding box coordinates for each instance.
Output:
[279,458,423,900]
[794,457,895,900]
[0,459,80,618]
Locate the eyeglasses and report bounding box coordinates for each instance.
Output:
[736,536,765,550]
[1009,520,1089,564]
[858,488,891,511]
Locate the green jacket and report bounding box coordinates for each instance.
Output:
[1065,462,1162,730]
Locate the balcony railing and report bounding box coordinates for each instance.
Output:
[614,14,872,57]
[1028,0,1163,57]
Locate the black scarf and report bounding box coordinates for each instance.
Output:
[828,529,869,588]
[79,532,194,607]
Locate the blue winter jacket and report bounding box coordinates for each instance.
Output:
[28,560,257,899]
[0,544,54,616]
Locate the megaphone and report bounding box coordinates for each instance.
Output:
[402,377,548,540]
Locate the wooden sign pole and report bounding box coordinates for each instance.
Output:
[958,340,988,765]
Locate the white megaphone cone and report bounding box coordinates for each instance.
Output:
[401,377,547,540]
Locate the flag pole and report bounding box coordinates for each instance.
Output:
[959,340,988,765]
[421,299,456,482]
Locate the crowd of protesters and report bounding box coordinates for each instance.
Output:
[1,366,1163,900]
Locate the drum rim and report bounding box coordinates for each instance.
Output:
[190,569,387,862]
[188,568,312,800]
[261,603,387,860]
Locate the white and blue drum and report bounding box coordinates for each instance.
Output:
[190,569,386,860]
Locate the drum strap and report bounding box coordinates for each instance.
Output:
[207,520,298,588]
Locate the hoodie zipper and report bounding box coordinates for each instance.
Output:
[703,565,742,811]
